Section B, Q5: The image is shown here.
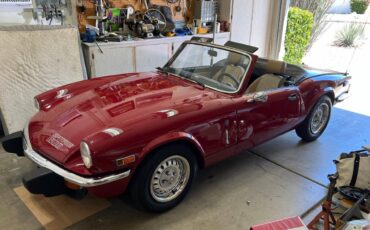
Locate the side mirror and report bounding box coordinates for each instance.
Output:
[247,92,268,103]
[208,50,218,57]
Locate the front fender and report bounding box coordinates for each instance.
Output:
[141,131,206,161]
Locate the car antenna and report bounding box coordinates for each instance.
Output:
[210,13,217,66]
[212,13,217,45]
[345,11,370,74]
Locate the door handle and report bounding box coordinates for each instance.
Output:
[247,92,268,103]
[288,94,298,101]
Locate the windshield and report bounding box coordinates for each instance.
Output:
[163,43,251,93]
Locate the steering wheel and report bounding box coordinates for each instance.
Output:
[217,73,239,89]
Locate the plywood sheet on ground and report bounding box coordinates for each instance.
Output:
[14,186,110,230]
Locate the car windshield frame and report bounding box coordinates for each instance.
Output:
[162,41,253,94]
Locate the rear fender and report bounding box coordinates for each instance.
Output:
[299,77,336,116]
[308,86,334,115]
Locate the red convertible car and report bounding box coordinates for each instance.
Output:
[2,39,350,212]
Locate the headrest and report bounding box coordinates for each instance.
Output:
[265,60,287,75]
[228,52,242,65]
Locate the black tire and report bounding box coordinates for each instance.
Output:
[130,144,198,212]
[295,95,332,142]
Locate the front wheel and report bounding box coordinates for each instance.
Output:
[295,95,332,142]
[130,144,198,212]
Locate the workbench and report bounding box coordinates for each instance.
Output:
[82,32,230,78]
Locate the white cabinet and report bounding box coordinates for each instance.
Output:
[82,32,231,78]
[89,46,134,77]
[135,44,171,72]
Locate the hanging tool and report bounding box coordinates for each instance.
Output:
[86,0,107,35]
[182,0,187,15]
[142,0,148,10]
[41,3,64,25]
[175,0,181,13]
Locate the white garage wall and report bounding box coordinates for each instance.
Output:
[249,0,272,57]
[230,0,253,45]
[230,0,289,59]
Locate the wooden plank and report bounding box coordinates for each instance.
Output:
[14,186,111,230]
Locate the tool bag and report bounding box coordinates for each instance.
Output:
[335,149,370,189]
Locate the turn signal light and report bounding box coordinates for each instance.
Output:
[65,180,81,190]
[116,155,136,167]
[34,98,40,110]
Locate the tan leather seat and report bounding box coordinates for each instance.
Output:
[246,60,287,94]
[213,53,246,88]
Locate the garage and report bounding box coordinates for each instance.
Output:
[0,0,369,229]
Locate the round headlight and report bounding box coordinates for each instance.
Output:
[34,98,40,110]
[80,141,92,168]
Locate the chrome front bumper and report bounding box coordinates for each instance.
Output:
[23,124,130,187]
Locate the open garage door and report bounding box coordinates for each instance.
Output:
[254,0,370,203]
[289,1,370,116]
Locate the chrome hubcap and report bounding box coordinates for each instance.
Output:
[310,103,329,134]
[150,155,190,203]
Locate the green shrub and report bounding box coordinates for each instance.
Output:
[284,7,314,64]
[334,23,364,47]
[351,0,369,14]
[290,0,335,47]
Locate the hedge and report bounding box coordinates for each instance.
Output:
[284,7,313,65]
[351,0,369,14]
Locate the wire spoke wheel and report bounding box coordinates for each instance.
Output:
[150,155,190,203]
[130,144,197,212]
[310,103,330,134]
[295,95,332,142]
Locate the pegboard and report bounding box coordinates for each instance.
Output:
[77,0,192,32]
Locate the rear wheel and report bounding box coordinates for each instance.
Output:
[130,144,198,212]
[295,95,332,142]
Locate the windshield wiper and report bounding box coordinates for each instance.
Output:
[156,67,168,75]
[188,76,206,89]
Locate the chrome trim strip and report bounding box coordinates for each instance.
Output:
[23,123,130,187]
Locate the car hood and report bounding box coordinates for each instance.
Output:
[28,72,222,164]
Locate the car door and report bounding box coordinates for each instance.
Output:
[234,86,302,151]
